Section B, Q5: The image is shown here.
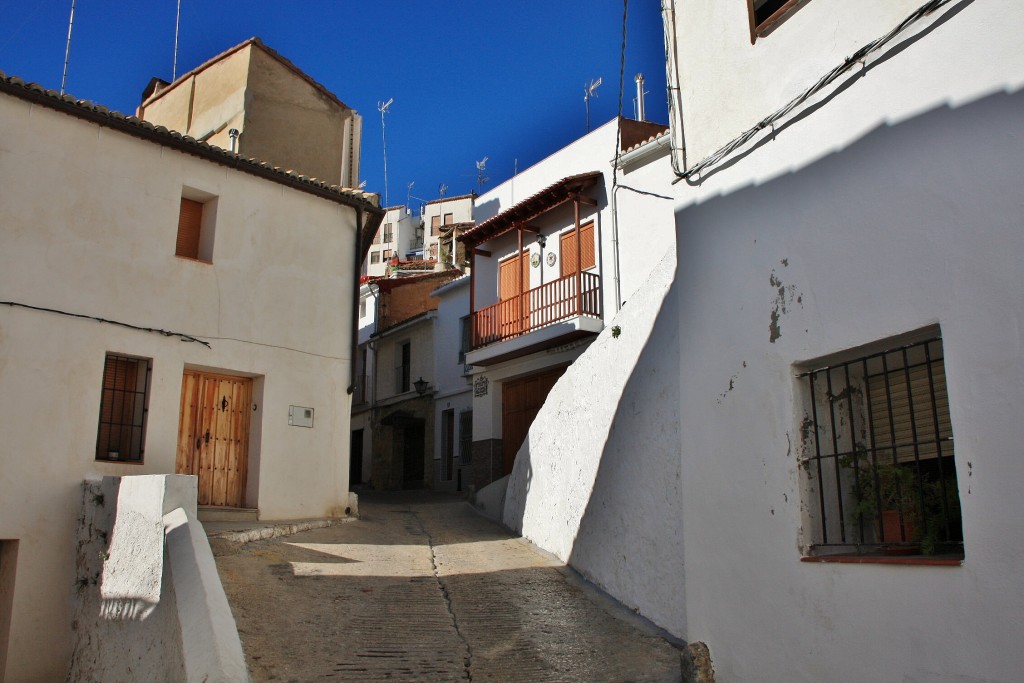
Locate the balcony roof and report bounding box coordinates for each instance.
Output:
[458,171,602,248]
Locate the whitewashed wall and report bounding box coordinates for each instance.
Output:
[0,94,362,680]
[507,1,1024,681]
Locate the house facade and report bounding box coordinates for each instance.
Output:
[460,118,676,489]
[352,271,462,490]
[0,72,381,681]
[430,276,474,492]
[502,1,1024,681]
[364,205,422,276]
[138,37,362,189]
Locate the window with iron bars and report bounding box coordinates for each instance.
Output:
[96,353,151,462]
[799,335,962,558]
[382,223,394,243]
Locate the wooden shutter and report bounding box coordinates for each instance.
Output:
[560,222,595,277]
[176,198,203,259]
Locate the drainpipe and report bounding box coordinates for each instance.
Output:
[228,128,239,153]
[348,209,365,396]
[574,195,582,314]
[610,184,623,313]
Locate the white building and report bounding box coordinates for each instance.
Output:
[0,70,381,681]
[502,1,1024,681]
[460,117,676,490]
[363,204,422,276]
[430,275,474,492]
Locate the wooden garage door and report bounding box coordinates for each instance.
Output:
[176,370,252,507]
[501,366,567,475]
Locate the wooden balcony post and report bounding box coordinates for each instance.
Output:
[518,225,525,335]
[469,249,476,347]
[574,194,582,315]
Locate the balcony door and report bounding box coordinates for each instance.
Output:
[499,252,531,338]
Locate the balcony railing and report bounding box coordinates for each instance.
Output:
[472,271,601,349]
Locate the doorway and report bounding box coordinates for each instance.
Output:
[402,424,425,487]
[350,429,364,486]
[176,370,252,507]
[501,366,567,475]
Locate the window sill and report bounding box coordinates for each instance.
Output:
[802,553,962,567]
[750,0,811,41]
[175,255,212,264]
[95,458,145,465]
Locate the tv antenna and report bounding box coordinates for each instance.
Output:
[438,183,448,198]
[172,0,182,81]
[60,0,77,95]
[406,181,415,207]
[378,97,394,207]
[476,157,489,188]
[584,77,602,133]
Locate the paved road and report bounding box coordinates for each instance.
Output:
[212,491,684,682]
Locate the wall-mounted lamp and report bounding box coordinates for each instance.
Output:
[538,234,547,249]
[414,377,431,395]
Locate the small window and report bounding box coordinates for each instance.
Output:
[458,315,471,365]
[175,191,216,262]
[383,223,394,243]
[800,335,962,559]
[96,354,151,462]
[443,213,454,226]
[747,0,809,41]
[430,215,441,236]
[370,251,381,264]
[459,411,473,465]
[395,341,411,393]
[383,249,393,262]
[372,229,382,245]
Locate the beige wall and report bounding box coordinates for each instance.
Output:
[0,92,359,681]
[140,42,360,188]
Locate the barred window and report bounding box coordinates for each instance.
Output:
[800,335,963,558]
[96,354,151,462]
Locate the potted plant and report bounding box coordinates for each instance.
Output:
[849,460,923,550]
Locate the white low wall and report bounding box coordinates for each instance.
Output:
[503,247,686,637]
[68,475,249,683]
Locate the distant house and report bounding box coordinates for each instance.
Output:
[351,271,462,490]
[458,117,675,489]
[138,36,362,189]
[362,193,476,277]
[502,1,1024,680]
[0,66,381,680]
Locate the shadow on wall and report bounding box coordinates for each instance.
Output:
[502,248,686,639]
[566,274,685,638]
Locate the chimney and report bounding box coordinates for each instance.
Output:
[634,73,646,121]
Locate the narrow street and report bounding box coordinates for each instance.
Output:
[212,491,684,682]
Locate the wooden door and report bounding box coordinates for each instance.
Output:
[498,252,531,337]
[501,366,567,474]
[177,370,252,507]
[402,424,426,487]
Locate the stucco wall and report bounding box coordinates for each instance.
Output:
[503,248,685,636]
[0,92,358,680]
[665,86,1024,683]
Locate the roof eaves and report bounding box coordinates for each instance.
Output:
[458,171,602,247]
[0,70,382,217]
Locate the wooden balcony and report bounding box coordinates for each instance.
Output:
[471,271,601,350]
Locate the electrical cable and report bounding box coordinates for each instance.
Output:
[673,0,959,183]
[2,300,211,347]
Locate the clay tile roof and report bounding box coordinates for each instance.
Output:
[458,171,602,247]
[0,68,381,215]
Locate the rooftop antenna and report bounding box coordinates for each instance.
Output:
[584,77,602,133]
[172,0,182,81]
[406,181,415,207]
[60,0,77,95]
[476,157,489,189]
[377,97,394,207]
[634,73,647,121]
[438,183,448,198]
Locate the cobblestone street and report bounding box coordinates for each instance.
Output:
[212,491,684,682]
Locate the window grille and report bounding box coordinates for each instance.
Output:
[799,336,962,557]
[459,411,473,465]
[96,354,151,462]
[395,342,411,393]
[383,223,394,243]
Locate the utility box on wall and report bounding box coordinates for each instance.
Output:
[288,405,314,428]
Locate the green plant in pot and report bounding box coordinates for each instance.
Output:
[848,459,924,550]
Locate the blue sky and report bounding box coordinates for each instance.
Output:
[0,1,668,206]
